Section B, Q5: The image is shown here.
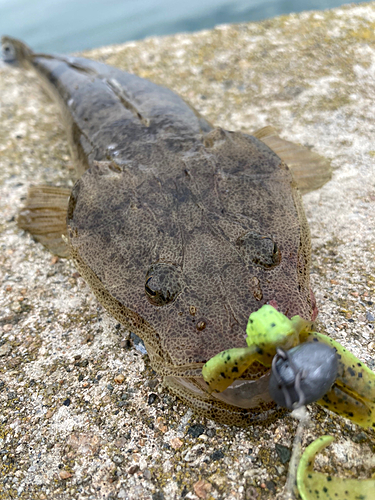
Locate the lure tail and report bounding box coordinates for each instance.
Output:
[1,36,33,68]
[306,332,375,429]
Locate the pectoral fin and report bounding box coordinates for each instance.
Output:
[297,436,375,500]
[306,333,375,429]
[18,185,71,257]
[253,126,332,193]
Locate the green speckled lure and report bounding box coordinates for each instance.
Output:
[306,333,375,429]
[202,305,311,393]
[202,305,375,429]
[297,436,375,500]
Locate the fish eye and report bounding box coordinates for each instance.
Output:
[144,263,182,306]
[269,342,338,409]
[236,231,281,269]
[145,277,157,297]
[2,42,16,63]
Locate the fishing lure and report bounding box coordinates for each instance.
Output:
[202,305,375,428]
[297,436,375,500]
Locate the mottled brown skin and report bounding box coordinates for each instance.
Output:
[4,37,314,425]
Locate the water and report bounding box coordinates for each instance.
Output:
[0,0,366,53]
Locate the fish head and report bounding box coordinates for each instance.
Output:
[67,128,314,423]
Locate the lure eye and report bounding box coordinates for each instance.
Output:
[144,263,182,306]
[269,342,338,409]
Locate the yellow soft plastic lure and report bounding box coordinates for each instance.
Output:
[202,305,312,393]
[202,305,375,429]
[304,333,375,429]
[297,436,375,500]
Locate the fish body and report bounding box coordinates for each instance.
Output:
[2,37,321,425]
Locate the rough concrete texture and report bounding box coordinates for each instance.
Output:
[1,2,375,499]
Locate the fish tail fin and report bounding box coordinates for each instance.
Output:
[1,36,34,67]
[18,185,71,257]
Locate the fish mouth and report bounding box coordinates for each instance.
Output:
[166,373,273,409]
[267,296,317,321]
[310,288,318,320]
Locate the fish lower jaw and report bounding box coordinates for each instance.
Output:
[165,373,273,409]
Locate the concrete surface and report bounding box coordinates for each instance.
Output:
[0,2,375,499]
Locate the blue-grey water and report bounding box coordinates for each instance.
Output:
[0,0,366,53]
